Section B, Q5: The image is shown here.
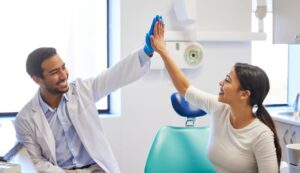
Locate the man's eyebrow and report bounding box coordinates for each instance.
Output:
[48,63,66,73]
[49,68,59,73]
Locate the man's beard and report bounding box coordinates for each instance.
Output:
[46,81,69,95]
[45,85,69,95]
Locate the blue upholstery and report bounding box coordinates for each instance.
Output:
[144,92,216,173]
[171,92,206,118]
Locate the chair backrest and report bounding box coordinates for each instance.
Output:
[171,92,206,118]
[171,92,206,126]
[145,126,215,173]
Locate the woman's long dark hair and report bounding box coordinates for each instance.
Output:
[234,63,281,168]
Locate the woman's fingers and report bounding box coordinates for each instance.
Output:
[153,20,164,37]
[157,20,164,37]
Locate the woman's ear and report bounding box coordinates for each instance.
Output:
[240,90,251,100]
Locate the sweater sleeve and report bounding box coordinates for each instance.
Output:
[184,85,224,115]
[253,129,278,173]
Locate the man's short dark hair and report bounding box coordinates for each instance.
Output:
[26,47,57,78]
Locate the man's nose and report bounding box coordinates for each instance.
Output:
[59,70,68,80]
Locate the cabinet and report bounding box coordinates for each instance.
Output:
[273,0,300,44]
[275,121,300,162]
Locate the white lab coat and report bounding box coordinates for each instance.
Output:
[14,49,150,173]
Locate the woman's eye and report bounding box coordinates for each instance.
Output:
[224,76,230,83]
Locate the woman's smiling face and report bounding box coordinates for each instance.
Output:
[218,68,243,105]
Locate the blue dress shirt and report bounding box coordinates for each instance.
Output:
[38,93,95,169]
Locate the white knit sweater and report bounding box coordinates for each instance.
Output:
[185,86,278,173]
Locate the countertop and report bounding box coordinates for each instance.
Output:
[268,106,300,126]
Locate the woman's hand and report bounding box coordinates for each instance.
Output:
[149,19,190,95]
[150,20,166,55]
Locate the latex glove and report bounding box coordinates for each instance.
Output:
[144,15,163,55]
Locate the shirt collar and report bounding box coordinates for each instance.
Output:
[38,91,69,114]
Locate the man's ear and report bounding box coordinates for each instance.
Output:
[32,75,43,85]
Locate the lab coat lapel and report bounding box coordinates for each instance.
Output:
[31,93,57,163]
[66,87,120,173]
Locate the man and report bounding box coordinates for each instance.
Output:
[14,15,162,173]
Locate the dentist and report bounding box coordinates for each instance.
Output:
[14,16,162,173]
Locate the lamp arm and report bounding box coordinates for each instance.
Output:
[255,0,267,32]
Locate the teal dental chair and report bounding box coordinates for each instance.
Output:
[144,93,216,173]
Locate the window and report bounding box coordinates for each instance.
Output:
[288,45,300,105]
[0,0,109,116]
[251,0,288,105]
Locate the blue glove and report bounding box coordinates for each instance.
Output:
[144,33,153,55]
[144,15,163,55]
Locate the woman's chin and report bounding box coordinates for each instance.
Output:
[218,95,224,102]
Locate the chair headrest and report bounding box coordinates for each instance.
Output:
[171,92,206,118]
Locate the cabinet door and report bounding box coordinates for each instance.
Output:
[289,125,300,144]
[273,0,300,44]
[275,121,290,162]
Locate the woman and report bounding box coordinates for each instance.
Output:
[150,20,281,173]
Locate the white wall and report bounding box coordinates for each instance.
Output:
[102,0,252,173]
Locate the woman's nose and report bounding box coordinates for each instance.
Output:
[219,80,224,86]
